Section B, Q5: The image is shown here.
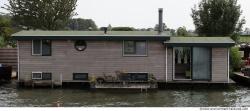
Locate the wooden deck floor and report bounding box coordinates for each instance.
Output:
[93,83,157,89]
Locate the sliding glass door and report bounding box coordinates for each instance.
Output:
[192,47,211,80]
[173,47,211,81]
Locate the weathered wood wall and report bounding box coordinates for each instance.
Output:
[0,48,17,71]
[18,40,166,82]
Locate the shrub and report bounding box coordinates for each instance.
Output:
[230,47,243,71]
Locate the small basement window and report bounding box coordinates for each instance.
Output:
[32,72,42,80]
[123,40,147,56]
[128,73,148,81]
[32,72,52,80]
[32,40,51,56]
[73,73,88,80]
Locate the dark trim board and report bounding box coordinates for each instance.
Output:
[12,35,170,41]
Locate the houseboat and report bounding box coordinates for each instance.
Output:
[12,9,235,88]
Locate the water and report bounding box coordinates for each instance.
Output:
[0,82,250,107]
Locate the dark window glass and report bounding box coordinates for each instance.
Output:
[124,41,135,54]
[74,40,87,51]
[124,41,147,55]
[42,73,52,80]
[32,72,42,79]
[129,73,148,81]
[136,41,146,55]
[42,40,51,56]
[73,73,88,80]
[33,40,41,55]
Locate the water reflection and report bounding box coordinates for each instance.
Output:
[0,83,250,107]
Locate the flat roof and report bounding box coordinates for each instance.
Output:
[12,31,170,41]
[164,37,235,47]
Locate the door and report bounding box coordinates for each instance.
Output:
[192,47,211,80]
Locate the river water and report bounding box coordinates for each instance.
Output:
[0,82,250,107]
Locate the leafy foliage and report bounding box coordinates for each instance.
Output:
[230,47,243,71]
[191,0,244,37]
[4,0,77,30]
[0,16,15,47]
[176,26,188,36]
[67,18,98,31]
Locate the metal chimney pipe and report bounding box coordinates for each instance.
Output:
[158,8,163,34]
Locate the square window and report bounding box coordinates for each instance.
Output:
[32,40,51,56]
[42,73,52,80]
[124,41,147,56]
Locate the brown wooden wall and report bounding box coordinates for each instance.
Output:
[18,40,166,82]
[0,48,17,71]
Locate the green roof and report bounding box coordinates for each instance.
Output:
[12,31,170,36]
[240,36,250,43]
[12,31,170,41]
[165,37,235,47]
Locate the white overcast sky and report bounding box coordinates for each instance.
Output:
[0,0,250,30]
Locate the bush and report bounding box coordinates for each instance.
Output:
[230,47,242,71]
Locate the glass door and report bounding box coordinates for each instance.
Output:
[192,47,211,80]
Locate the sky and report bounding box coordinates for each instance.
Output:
[0,0,250,30]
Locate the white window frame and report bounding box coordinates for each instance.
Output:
[32,40,42,55]
[32,72,42,80]
[122,40,148,57]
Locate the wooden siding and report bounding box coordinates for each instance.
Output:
[211,48,228,82]
[0,48,17,70]
[18,40,166,82]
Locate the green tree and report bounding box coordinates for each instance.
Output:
[4,0,77,30]
[191,0,245,37]
[68,18,98,31]
[230,47,242,71]
[154,23,167,31]
[0,16,14,47]
[176,26,188,36]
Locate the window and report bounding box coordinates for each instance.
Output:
[42,73,52,80]
[32,40,51,56]
[128,73,148,81]
[73,73,88,80]
[32,72,42,80]
[74,40,87,51]
[123,41,147,56]
[32,72,52,80]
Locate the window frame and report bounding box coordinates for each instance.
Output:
[32,40,42,56]
[32,72,42,80]
[32,40,52,56]
[123,40,148,57]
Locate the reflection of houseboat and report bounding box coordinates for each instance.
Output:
[12,9,235,88]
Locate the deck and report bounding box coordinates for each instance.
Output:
[231,72,250,86]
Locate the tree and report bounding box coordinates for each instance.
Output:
[176,26,188,36]
[4,0,77,30]
[0,15,14,47]
[191,0,245,37]
[68,18,98,31]
[154,23,167,31]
